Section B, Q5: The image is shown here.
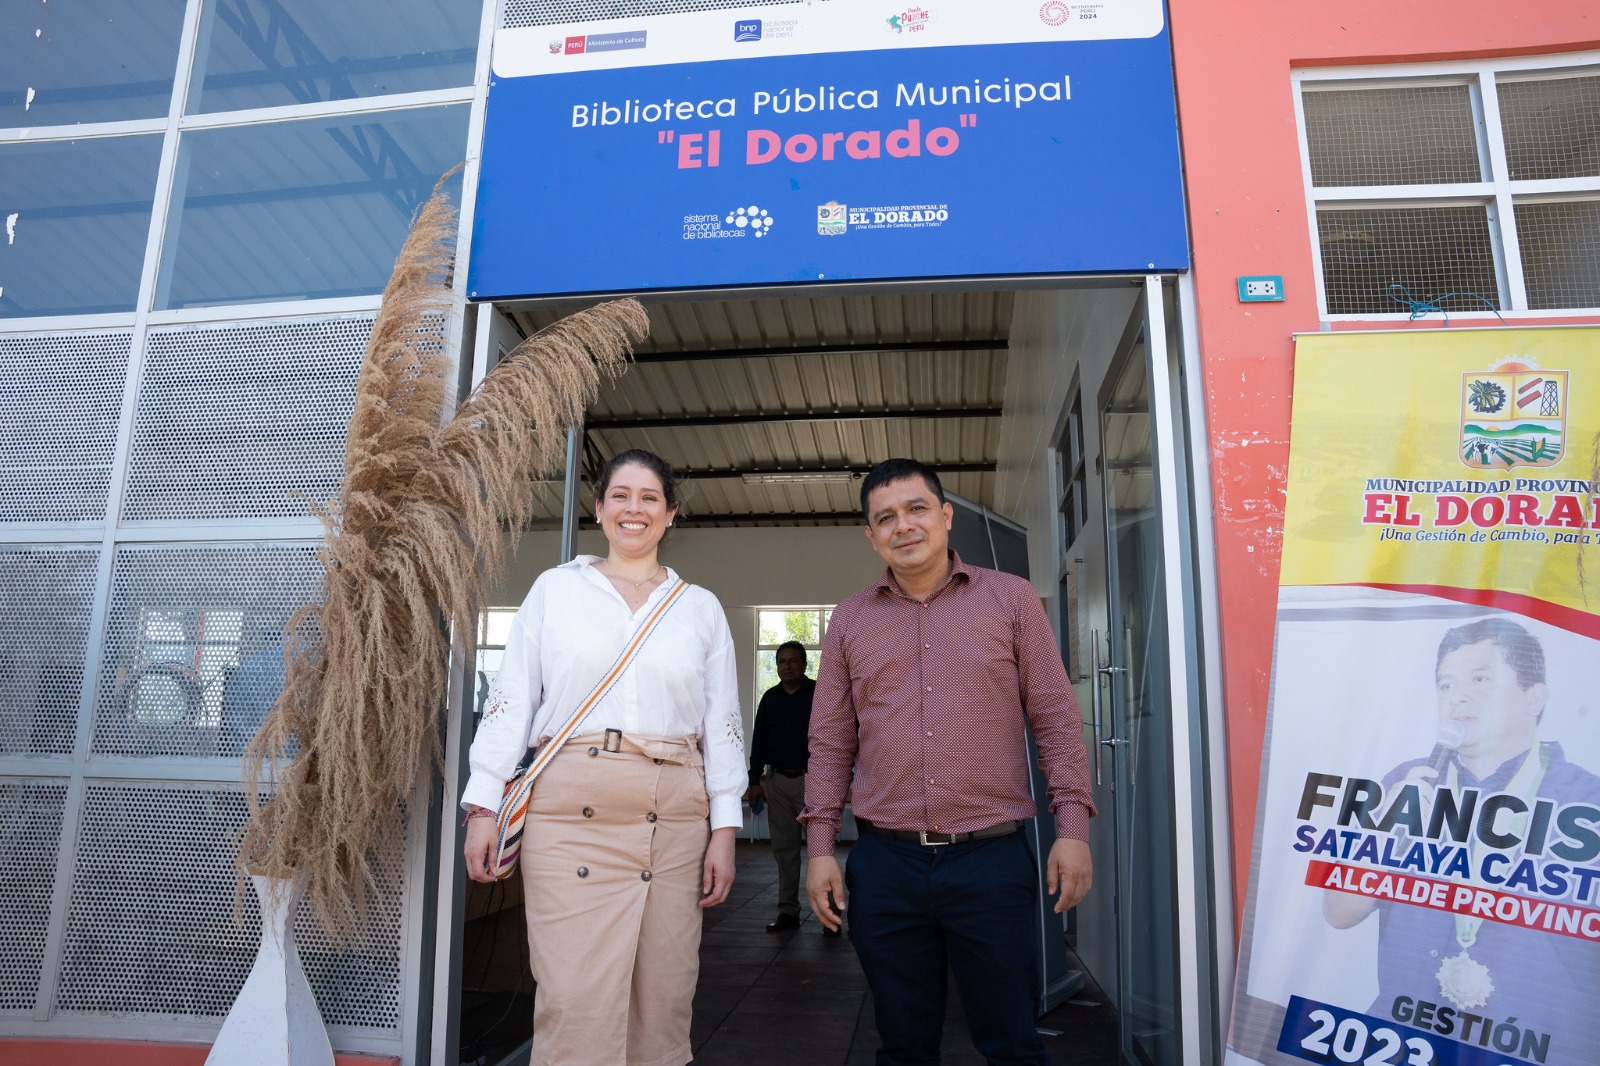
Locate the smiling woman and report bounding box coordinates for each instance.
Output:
[460,447,746,1066]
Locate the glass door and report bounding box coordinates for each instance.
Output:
[1099,321,1182,1065]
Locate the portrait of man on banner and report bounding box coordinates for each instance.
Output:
[1318,616,1600,1054]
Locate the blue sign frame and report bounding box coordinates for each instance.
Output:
[469,11,1188,299]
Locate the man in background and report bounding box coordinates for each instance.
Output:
[744,640,819,933]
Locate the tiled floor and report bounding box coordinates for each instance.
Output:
[458,840,1120,1065]
[692,841,1119,1065]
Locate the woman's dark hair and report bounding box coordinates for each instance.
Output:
[596,448,681,512]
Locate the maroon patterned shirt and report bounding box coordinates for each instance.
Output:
[801,552,1094,858]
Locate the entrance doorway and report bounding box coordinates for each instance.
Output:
[436,281,1217,1065]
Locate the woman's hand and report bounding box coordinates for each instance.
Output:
[463,813,499,883]
[699,827,736,907]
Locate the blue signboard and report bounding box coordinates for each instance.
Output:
[468,3,1188,299]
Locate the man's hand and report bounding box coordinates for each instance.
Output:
[1047,838,1092,912]
[806,855,846,932]
[463,815,498,883]
[742,783,765,805]
[700,827,737,907]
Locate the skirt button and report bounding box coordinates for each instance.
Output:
[641,870,652,882]
[588,746,599,756]
[653,758,663,765]
[582,807,594,818]
[577,866,589,878]
[646,812,658,823]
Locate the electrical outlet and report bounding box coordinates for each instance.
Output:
[1237,275,1285,302]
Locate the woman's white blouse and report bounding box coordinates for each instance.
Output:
[461,557,746,830]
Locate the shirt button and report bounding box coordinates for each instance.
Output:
[928,778,935,785]
[926,732,933,738]
[641,871,653,882]
[582,806,594,818]
[925,686,933,692]
[577,866,589,878]
[647,812,658,823]
[924,643,931,649]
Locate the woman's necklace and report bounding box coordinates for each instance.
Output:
[600,561,662,603]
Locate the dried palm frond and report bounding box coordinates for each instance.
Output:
[239,177,647,943]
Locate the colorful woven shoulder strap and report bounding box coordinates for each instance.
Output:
[494,577,689,842]
[523,576,688,779]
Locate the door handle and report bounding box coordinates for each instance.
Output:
[1100,737,1130,747]
[1097,664,1126,677]
[1089,628,1105,785]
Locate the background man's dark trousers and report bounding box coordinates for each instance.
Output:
[765,769,806,917]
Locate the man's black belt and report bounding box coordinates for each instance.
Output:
[771,768,806,778]
[856,818,1021,847]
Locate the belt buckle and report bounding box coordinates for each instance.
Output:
[918,830,951,847]
[603,728,623,753]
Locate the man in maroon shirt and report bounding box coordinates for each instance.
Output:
[801,458,1095,1065]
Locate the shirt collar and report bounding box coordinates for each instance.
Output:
[1454,742,1550,789]
[568,554,680,589]
[874,550,973,600]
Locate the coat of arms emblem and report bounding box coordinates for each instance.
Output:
[1459,359,1567,470]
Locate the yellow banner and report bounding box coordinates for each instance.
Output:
[1282,327,1599,637]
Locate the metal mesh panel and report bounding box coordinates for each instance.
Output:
[1498,74,1600,181]
[295,820,406,1030]
[0,330,130,523]
[1303,85,1482,187]
[0,781,67,1012]
[123,316,372,521]
[91,544,323,759]
[504,0,809,29]
[1517,199,1600,309]
[56,784,404,1031]
[0,548,100,755]
[56,785,255,1016]
[1317,205,1500,315]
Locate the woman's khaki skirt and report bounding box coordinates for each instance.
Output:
[520,731,709,1066]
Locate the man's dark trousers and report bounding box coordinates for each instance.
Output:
[845,828,1048,1065]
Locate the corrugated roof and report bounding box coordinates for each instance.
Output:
[505,291,1012,526]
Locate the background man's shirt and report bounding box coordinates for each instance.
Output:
[748,677,816,786]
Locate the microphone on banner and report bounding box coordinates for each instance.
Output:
[1424,720,1467,782]
[1394,720,1466,849]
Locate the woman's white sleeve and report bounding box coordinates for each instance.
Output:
[460,580,545,811]
[700,605,746,831]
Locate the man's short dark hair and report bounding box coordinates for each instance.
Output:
[1436,617,1545,689]
[775,641,806,663]
[859,458,946,520]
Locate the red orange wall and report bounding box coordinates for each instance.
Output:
[0,1038,396,1066]
[1164,2,1600,929]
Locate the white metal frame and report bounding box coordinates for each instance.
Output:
[1175,272,1234,1060]
[1293,50,1600,323]
[1139,275,1205,1065]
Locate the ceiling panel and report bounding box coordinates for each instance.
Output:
[506,290,1012,526]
